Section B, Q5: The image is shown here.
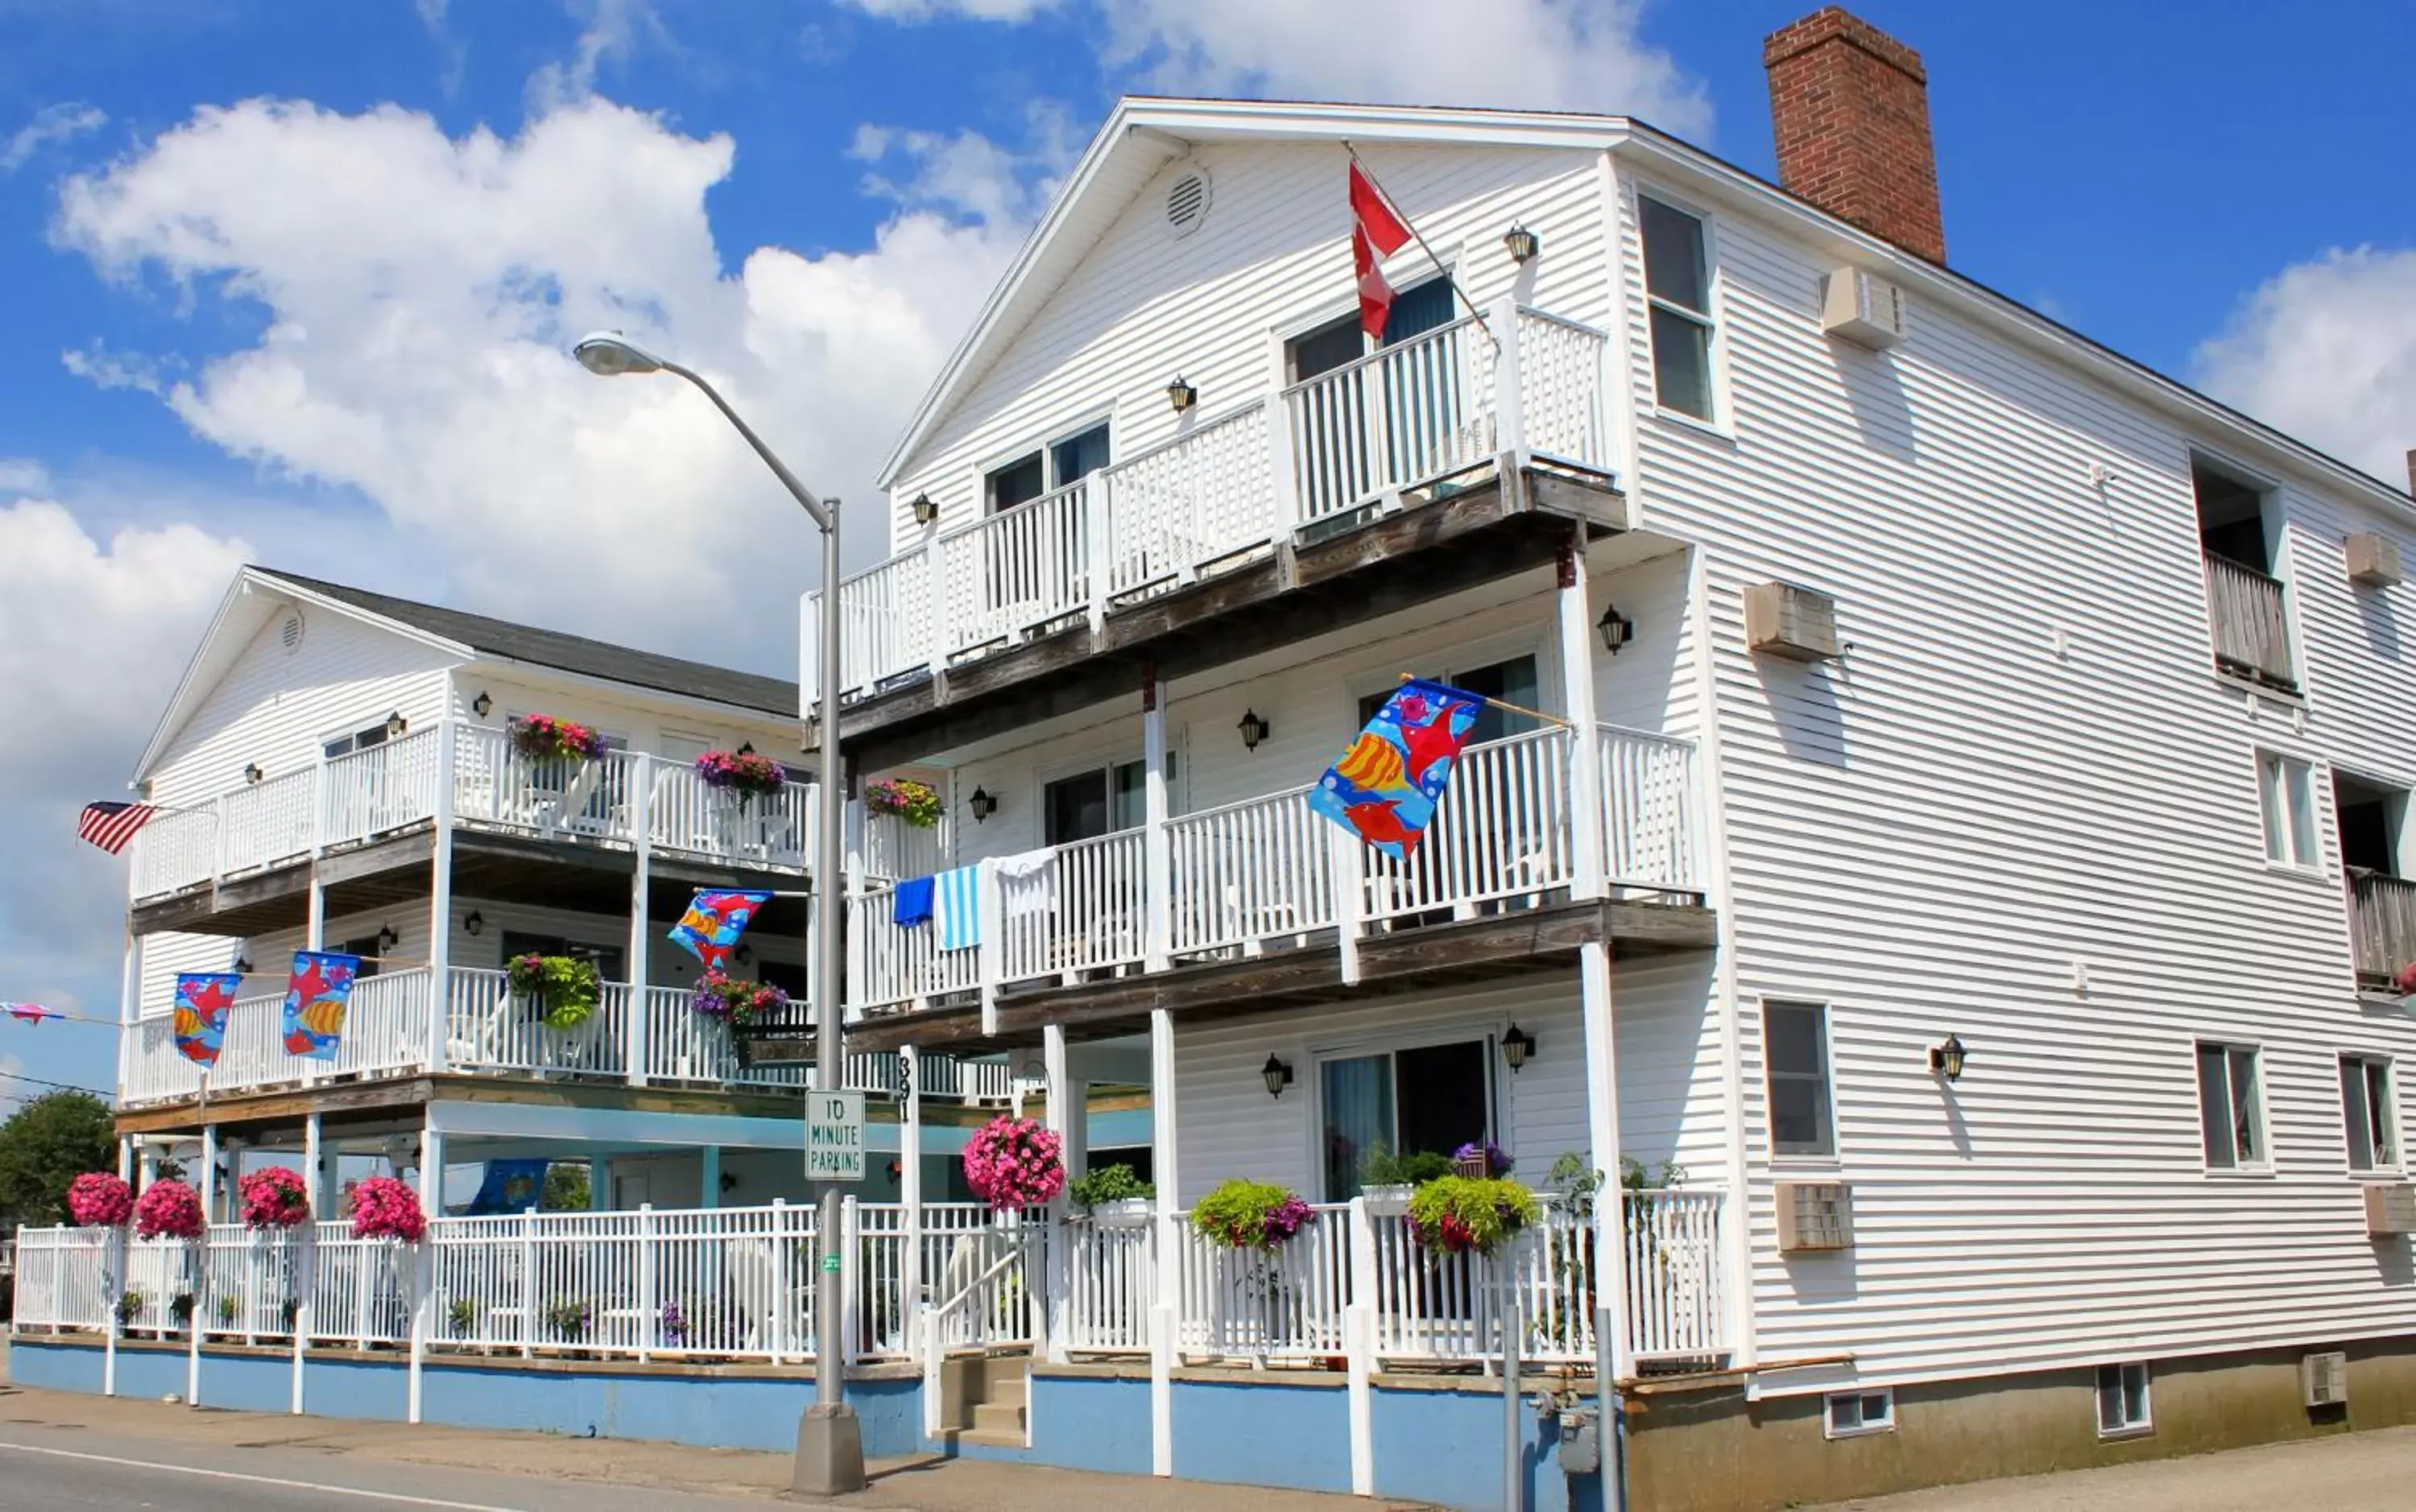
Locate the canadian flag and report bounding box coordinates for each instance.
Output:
[1349,162,1413,341]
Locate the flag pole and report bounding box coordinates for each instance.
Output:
[1398,672,1572,729]
[1344,142,1495,343]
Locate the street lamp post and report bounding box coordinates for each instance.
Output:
[572,333,862,1494]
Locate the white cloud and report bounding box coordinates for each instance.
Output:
[0,459,48,495]
[842,0,1710,134]
[527,0,673,111]
[2192,246,2416,488]
[52,94,1037,665]
[0,501,250,1090]
[2,103,105,174]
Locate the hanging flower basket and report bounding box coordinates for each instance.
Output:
[507,953,599,1031]
[511,714,610,762]
[68,1171,134,1228]
[239,1167,311,1230]
[696,749,788,799]
[692,970,785,1027]
[1408,1175,1539,1258]
[350,1175,426,1242]
[865,778,941,829]
[132,1179,205,1241]
[962,1116,1065,1212]
[1191,1179,1315,1250]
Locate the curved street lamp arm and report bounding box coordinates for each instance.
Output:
[658,360,832,532]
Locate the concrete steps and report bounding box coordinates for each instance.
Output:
[939,1352,1028,1446]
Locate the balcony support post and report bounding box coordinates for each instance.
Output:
[1331,823,1363,985]
[427,721,457,1076]
[1042,1022,1073,1364]
[1086,468,1113,636]
[1556,527,1609,902]
[116,927,141,1117]
[1491,295,1528,469]
[922,526,946,681]
[1578,939,1633,1390]
[1266,389,1302,542]
[1147,1006,1180,1478]
[1144,670,1173,974]
[899,1045,923,1355]
[626,754,653,1087]
[978,857,1003,1038]
[408,1117,443,1425]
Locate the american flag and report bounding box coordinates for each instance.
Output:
[77,800,159,855]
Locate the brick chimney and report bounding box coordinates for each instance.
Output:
[1764,7,1946,263]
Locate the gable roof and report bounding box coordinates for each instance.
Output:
[253,569,799,716]
[880,96,2410,521]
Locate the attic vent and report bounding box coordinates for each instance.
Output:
[1165,167,1212,237]
[278,609,305,655]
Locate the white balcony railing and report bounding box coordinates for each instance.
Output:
[848,724,1702,1018]
[127,721,818,903]
[805,301,1611,709]
[118,966,1008,1109]
[19,1190,1723,1375]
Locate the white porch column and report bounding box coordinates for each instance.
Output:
[1042,1024,1073,1362]
[116,927,140,1114]
[296,1111,321,1415]
[1579,940,1633,1388]
[191,1120,217,1407]
[1148,1006,1180,1477]
[409,1115,444,1425]
[701,1145,722,1209]
[590,1156,612,1211]
[1143,671,1172,973]
[199,1122,220,1225]
[117,1135,134,1183]
[1556,528,1608,902]
[304,875,326,1089]
[427,718,457,1076]
[626,754,653,1085]
[899,1047,924,1337]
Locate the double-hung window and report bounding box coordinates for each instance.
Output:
[986,420,1111,514]
[2256,751,2319,869]
[1638,195,1715,422]
[1764,1001,1836,1158]
[2343,1055,2398,1171]
[2196,1042,2267,1170]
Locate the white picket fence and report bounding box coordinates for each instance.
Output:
[804,300,1611,709]
[16,1189,1723,1375]
[849,724,1702,1017]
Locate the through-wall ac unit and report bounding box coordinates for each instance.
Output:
[2364,1182,2416,1237]
[2346,532,2404,589]
[1777,1180,1853,1252]
[2302,1350,2349,1408]
[1744,582,1842,663]
[1820,268,1907,349]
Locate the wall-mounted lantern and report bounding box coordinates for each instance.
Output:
[1261,1053,1294,1098]
[910,494,939,527]
[472,691,493,718]
[1597,603,1636,655]
[969,787,999,823]
[1928,1034,1968,1082]
[1237,708,1271,751]
[375,924,399,952]
[385,711,407,739]
[1501,1023,1537,1073]
[1503,224,1540,264]
[463,911,485,937]
[243,762,265,785]
[1166,376,1198,413]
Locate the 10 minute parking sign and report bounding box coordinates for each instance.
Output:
[806,1089,867,1182]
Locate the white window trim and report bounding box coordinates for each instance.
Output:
[2095,1361,2153,1439]
[1822,1388,1896,1440]
[975,411,1121,512]
[2344,1053,2401,1175]
[1632,184,1728,436]
[2196,1039,2273,1176]
[1762,997,1840,1165]
[1307,1023,1510,1199]
[2253,749,2324,876]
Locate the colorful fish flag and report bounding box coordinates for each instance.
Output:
[4,1003,61,1025]
[668,890,773,971]
[173,973,240,1066]
[78,801,159,855]
[281,950,360,1061]
[1309,678,1485,861]
[1349,160,1415,340]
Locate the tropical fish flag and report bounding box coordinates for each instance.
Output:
[172,973,241,1066]
[668,890,774,971]
[281,950,360,1061]
[5,1002,62,1026]
[1309,678,1485,861]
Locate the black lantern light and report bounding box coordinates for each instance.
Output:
[1237,708,1270,751]
[1596,602,1636,655]
[243,762,265,785]
[472,690,493,718]
[1261,1053,1294,1098]
[969,787,998,823]
[1501,1022,1537,1072]
[385,710,407,739]
[463,910,485,937]
[1166,375,1198,413]
[1929,1034,1968,1082]
[1503,223,1540,264]
[375,923,400,952]
[910,493,939,527]
[232,957,253,976]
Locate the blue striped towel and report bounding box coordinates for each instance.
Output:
[935,865,982,951]
[892,876,934,928]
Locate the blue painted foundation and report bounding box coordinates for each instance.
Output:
[1176,1378,1353,1493]
[1029,1371,1152,1474]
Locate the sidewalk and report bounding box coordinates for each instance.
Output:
[1810,1424,2416,1512]
[0,1363,1417,1510]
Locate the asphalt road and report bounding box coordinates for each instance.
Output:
[0,1416,779,1511]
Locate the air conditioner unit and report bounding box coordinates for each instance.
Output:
[1820,268,1906,349]
[2302,1350,2349,1408]
[2346,532,2404,589]
[2364,1182,2416,1237]
[1777,1180,1853,1252]
[1744,582,1842,663]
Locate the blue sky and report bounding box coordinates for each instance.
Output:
[2,0,2413,1105]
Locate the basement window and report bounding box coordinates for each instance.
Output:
[2095,1362,2151,1436]
[1824,1389,1894,1439]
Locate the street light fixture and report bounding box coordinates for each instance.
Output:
[571,329,862,1494]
